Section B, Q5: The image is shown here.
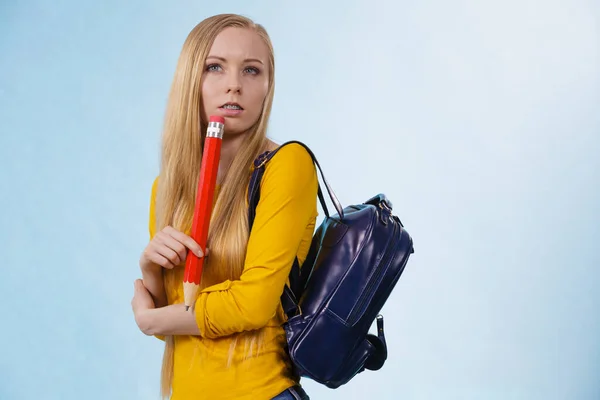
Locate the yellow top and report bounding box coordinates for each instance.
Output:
[148,143,318,400]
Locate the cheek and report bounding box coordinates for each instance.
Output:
[261,80,269,98]
[250,80,269,106]
[201,77,222,102]
[201,81,212,105]
[200,81,216,120]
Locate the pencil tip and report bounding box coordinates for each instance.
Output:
[185,305,190,311]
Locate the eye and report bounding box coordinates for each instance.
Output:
[244,66,260,75]
[206,64,222,72]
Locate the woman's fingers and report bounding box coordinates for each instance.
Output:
[145,245,177,269]
[142,226,207,272]
[164,226,205,258]
[155,231,188,265]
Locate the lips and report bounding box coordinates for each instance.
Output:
[220,102,244,110]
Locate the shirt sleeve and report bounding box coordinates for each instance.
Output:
[194,143,318,339]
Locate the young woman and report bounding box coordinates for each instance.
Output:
[130,13,317,400]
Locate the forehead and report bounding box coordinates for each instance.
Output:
[208,27,269,62]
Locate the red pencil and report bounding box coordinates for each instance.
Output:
[183,116,225,311]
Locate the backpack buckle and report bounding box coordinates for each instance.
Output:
[365,194,393,211]
[378,201,392,225]
[379,201,392,212]
[254,151,271,169]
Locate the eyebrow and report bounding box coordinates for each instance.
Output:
[206,55,264,65]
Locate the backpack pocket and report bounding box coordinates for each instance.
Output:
[327,337,375,388]
[346,221,400,326]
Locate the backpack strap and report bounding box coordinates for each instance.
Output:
[247,140,343,318]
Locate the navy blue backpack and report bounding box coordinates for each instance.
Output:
[248,141,415,389]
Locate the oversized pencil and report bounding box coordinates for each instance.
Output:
[183,116,225,311]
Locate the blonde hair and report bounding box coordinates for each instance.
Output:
[154,14,275,398]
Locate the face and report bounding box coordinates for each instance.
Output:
[201,27,271,135]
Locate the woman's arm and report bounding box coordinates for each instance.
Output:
[139,177,205,324]
[140,262,168,308]
[137,303,200,336]
[143,144,318,339]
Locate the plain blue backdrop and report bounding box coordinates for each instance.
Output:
[1,1,599,399]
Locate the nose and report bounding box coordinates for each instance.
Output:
[226,72,242,94]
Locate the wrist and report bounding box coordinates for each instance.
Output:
[140,258,159,274]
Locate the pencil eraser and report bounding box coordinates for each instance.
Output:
[209,116,225,124]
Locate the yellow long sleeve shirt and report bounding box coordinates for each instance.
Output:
[147,143,318,400]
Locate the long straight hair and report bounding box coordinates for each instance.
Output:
[153,14,276,398]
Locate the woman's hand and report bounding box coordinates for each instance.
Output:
[139,226,207,272]
[131,279,156,335]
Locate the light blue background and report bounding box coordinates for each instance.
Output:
[1,1,598,399]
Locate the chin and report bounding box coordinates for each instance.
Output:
[222,119,255,135]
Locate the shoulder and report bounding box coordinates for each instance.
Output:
[260,142,317,194]
[264,142,314,176]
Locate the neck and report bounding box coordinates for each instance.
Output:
[217,132,247,184]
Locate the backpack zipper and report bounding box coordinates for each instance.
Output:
[347,220,400,326]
